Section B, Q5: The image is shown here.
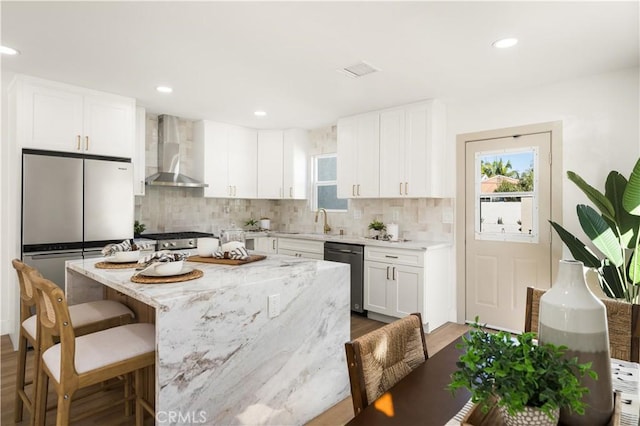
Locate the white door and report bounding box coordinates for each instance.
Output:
[83,94,134,157]
[379,108,405,197]
[283,129,308,199]
[203,121,231,198]
[355,112,380,198]
[394,264,422,316]
[229,126,257,198]
[465,132,552,332]
[257,130,283,199]
[337,116,357,198]
[364,261,391,315]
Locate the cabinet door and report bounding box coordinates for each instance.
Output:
[229,126,257,198]
[257,130,284,199]
[355,112,380,198]
[404,102,430,197]
[83,94,134,157]
[379,108,406,197]
[283,129,308,199]
[364,261,392,315]
[22,82,83,152]
[254,237,278,253]
[337,116,357,198]
[133,106,146,196]
[393,264,423,317]
[202,121,231,198]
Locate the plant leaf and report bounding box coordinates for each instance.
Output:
[549,221,600,268]
[629,250,640,285]
[623,158,640,216]
[576,205,624,267]
[605,171,640,248]
[601,264,626,299]
[568,171,615,220]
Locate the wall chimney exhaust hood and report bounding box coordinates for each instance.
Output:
[145,115,208,188]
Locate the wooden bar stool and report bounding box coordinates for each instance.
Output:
[12,259,136,423]
[30,271,156,426]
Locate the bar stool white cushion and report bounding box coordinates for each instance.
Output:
[42,323,155,383]
[21,300,135,340]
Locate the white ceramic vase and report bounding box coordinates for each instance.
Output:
[538,259,613,425]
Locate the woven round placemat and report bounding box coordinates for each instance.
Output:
[130,268,203,284]
[95,261,138,269]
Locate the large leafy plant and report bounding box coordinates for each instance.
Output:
[550,158,640,303]
[448,321,595,420]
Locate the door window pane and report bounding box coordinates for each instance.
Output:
[476,148,538,242]
[313,154,348,212]
[317,184,348,210]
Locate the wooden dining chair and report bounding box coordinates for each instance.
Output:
[525,286,640,362]
[344,312,429,415]
[12,258,136,423]
[29,270,156,426]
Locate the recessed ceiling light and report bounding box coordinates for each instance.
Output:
[492,38,518,49]
[0,45,20,55]
[156,86,173,93]
[254,111,267,117]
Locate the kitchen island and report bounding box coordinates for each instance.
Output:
[65,254,350,425]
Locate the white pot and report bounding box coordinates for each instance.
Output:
[498,404,558,426]
[260,219,270,230]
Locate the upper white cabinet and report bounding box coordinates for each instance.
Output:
[257,130,284,199]
[194,120,257,198]
[337,112,379,198]
[283,129,308,200]
[257,129,309,200]
[11,75,135,158]
[337,99,446,199]
[379,100,446,198]
[133,106,146,196]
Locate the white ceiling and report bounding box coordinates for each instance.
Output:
[2,1,638,130]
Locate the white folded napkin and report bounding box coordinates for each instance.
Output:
[102,240,132,256]
[213,246,250,260]
[137,250,187,267]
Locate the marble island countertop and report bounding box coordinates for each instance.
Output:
[245,231,452,250]
[67,253,341,310]
[65,252,351,425]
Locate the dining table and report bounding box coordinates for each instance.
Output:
[346,336,640,426]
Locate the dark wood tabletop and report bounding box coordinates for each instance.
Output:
[346,336,471,426]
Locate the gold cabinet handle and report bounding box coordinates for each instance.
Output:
[399,182,403,195]
[272,239,276,250]
[386,266,390,280]
[77,135,81,150]
[352,184,356,196]
[85,136,89,150]
[357,184,361,196]
[392,266,396,281]
[405,182,408,195]
[289,187,293,198]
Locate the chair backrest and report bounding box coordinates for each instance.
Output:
[28,270,79,381]
[344,313,428,415]
[525,286,640,362]
[12,259,41,323]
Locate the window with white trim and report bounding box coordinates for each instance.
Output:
[312,154,348,212]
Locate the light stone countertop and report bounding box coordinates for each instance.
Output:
[245,231,452,250]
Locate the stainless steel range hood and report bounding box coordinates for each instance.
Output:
[145,115,208,188]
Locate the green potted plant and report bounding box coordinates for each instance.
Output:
[448,320,596,425]
[549,157,640,303]
[133,220,146,237]
[368,219,386,238]
[244,218,259,231]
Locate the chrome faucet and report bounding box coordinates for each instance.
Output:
[315,208,332,234]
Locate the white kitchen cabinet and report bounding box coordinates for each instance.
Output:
[257,130,284,199]
[133,106,146,196]
[194,120,257,198]
[364,245,451,332]
[12,75,134,158]
[254,237,278,254]
[283,129,308,200]
[257,129,309,200]
[379,100,446,198]
[277,238,324,259]
[337,112,379,198]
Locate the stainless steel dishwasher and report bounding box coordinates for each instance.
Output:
[324,242,365,313]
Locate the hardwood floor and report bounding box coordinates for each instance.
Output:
[1,315,467,425]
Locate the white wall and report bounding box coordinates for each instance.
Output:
[449,67,639,245]
[449,67,639,321]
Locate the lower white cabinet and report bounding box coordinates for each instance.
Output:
[254,237,278,254]
[277,238,324,260]
[364,245,451,332]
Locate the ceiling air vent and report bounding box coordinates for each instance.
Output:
[338,61,380,78]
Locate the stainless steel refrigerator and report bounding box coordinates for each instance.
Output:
[21,150,133,288]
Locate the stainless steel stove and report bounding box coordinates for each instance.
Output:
[140,232,213,250]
